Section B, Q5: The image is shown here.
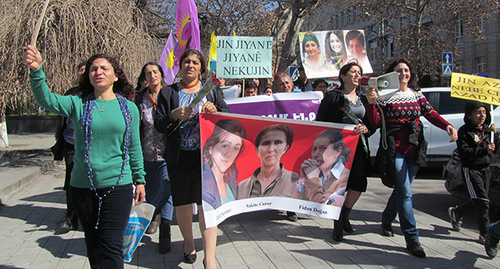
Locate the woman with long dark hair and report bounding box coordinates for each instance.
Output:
[324,30,346,71]
[202,119,246,210]
[154,49,230,268]
[134,62,174,254]
[25,45,145,268]
[366,58,457,258]
[316,62,373,242]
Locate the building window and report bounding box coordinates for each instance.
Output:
[477,17,485,32]
[456,19,464,42]
[386,40,394,58]
[369,40,377,61]
[476,56,488,73]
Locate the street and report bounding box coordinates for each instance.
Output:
[1,164,499,268]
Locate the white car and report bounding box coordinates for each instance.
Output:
[368,87,500,165]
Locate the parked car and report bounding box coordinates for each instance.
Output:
[368,87,500,166]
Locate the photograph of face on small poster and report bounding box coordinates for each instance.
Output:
[200,112,360,228]
[299,30,373,79]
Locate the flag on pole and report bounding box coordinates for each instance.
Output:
[208,31,217,71]
[158,31,180,85]
[175,0,200,51]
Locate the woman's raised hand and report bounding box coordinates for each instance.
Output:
[24,45,43,70]
[366,88,378,104]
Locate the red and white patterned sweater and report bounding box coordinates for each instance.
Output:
[366,89,451,154]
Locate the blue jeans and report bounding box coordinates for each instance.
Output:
[382,152,420,243]
[490,220,500,239]
[144,161,173,220]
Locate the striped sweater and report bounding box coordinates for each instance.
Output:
[366,89,451,154]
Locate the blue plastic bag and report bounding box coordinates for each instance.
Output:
[123,202,155,262]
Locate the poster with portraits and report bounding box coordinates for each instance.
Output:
[200,112,360,228]
[299,30,374,79]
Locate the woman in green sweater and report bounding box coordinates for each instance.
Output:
[24,45,146,268]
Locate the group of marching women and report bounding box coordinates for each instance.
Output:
[24,39,457,268]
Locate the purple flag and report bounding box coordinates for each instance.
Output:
[175,0,201,52]
[158,31,180,85]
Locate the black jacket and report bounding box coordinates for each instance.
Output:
[458,101,499,169]
[457,123,499,169]
[154,83,230,165]
[316,88,374,136]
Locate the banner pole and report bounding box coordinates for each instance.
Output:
[242,78,245,97]
[491,104,495,143]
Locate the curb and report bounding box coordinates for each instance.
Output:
[0,149,54,205]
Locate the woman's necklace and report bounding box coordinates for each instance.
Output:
[180,79,200,88]
[147,89,158,110]
[95,98,112,112]
[343,92,361,106]
[81,93,131,228]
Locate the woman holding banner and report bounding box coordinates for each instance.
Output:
[294,129,351,206]
[25,46,146,268]
[366,58,458,258]
[316,62,373,242]
[154,49,229,268]
[202,119,246,210]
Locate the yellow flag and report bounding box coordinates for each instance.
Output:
[208,31,217,70]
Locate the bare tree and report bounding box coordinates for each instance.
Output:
[273,0,327,72]
[0,0,161,147]
[196,0,276,55]
[134,0,176,38]
[345,0,500,79]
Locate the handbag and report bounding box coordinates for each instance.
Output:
[375,134,396,188]
[122,202,155,262]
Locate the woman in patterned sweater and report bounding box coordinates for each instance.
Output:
[366,58,457,258]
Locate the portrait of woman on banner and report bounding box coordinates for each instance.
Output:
[236,124,299,199]
[325,30,347,72]
[301,32,330,78]
[202,119,246,211]
[293,129,351,206]
[344,30,373,74]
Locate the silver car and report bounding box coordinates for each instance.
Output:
[368,87,500,165]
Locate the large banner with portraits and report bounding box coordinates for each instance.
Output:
[299,30,374,79]
[200,112,360,228]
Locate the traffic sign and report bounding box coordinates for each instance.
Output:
[443,52,453,64]
[443,64,453,77]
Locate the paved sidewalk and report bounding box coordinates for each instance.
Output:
[1,161,500,268]
[0,133,55,204]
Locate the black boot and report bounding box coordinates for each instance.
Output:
[146,214,161,234]
[158,218,171,254]
[333,219,343,242]
[342,205,353,234]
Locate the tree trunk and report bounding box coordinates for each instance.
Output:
[277,13,305,72]
[0,120,8,148]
